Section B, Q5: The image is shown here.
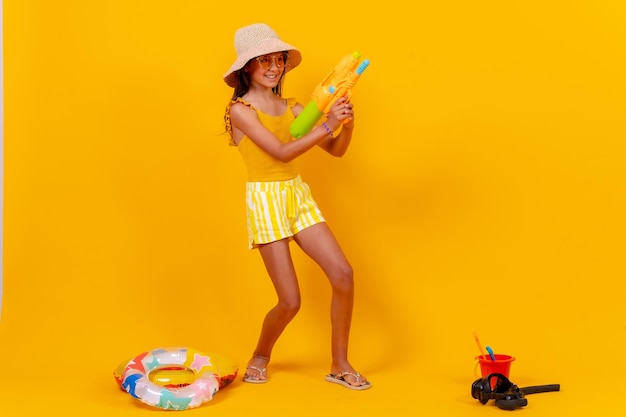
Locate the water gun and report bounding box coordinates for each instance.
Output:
[290,51,370,138]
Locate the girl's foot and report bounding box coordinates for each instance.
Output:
[243,355,269,383]
[325,371,372,390]
[329,361,370,388]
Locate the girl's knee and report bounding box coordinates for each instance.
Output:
[277,297,301,318]
[330,264,354,292]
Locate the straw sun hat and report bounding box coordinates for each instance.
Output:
[223,23,302,87]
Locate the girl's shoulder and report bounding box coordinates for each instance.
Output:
[225,98,256,146]
[286,97,298,108]
[228,97,255,111]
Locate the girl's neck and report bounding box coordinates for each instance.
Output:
[242,88,286,117]
[244,84,276,101]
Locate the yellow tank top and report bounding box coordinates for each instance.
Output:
[233,97,300,182]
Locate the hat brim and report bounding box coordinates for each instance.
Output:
[223,38,302,88]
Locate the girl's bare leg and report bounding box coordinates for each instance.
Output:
[244,238,301,382]
[294,222,368,387]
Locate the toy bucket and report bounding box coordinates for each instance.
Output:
[475,354,515,389]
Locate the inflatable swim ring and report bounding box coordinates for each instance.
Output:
[114,349,238,391]
[116,347,235,410]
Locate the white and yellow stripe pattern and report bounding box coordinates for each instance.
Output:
[245,176,325,249]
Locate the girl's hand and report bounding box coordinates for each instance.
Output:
[326,96,354,131]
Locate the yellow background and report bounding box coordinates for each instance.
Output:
[2,1,625,416]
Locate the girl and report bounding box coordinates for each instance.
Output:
[223,23,370,390]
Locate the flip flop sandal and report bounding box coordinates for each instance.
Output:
[243,365,268,384]
[325,371,372,390]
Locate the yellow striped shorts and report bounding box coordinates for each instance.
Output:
[245,176,325,249]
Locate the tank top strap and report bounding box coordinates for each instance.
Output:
[225,98,256,145]
[286,97,297,109]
